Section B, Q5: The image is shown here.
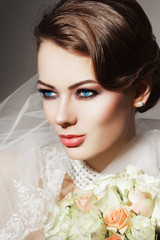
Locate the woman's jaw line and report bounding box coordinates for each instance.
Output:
[60,127,136,173]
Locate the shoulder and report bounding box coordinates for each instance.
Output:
[144,129,160,137]
[139,129,160,148]
[135,129,160,177]
[104,129,160,177]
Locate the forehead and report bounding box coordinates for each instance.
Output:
[37,40,97,87]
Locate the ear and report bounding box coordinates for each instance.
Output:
[133,79,151,108]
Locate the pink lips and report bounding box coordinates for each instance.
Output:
[59,134,85,147]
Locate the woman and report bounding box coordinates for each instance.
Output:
[0,0,160,239]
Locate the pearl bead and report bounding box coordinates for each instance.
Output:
[65,156,100,189]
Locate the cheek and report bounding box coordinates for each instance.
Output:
[87,95,133,150]
[43,102,55,126]
[87,94,131,128]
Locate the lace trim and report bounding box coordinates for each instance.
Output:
[0,145,66,240]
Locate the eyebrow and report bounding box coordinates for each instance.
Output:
[38,80,55,90]
[37,79,98,90]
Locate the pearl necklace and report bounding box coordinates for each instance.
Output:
[65,156,101,189]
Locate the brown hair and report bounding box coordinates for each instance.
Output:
[34,0,160,112]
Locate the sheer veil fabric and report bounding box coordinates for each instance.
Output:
[0,75,67,239]
[0,74,160,239]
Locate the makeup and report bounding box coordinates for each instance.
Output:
[38,41,135,167]
[59,135,86,147]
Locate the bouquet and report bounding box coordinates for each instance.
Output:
[44,166,160,240]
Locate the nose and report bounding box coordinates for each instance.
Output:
[55,97,77,128]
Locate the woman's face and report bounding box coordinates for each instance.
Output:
[38,40,135,169]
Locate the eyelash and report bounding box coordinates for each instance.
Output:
[76,89,98,98]
[38,88,98,100]
[38,89,58,99]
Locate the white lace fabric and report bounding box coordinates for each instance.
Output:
[0,146,67,240]
[0,75,67,239]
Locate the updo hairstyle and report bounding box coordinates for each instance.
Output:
[34,0,160,112]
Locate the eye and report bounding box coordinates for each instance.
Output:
[76,89,98,98]
[38,89,58,99]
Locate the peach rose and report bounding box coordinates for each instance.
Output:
[104,205,129,231]
[106,234,123,240]
[129,189,155,218]
[74,193,91,212]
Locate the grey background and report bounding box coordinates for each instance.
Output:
[0,0,160,102]
[0,0,59,102]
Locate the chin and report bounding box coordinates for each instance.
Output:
[63,146,88,161]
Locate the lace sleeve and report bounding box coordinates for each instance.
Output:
[0,145,67,240]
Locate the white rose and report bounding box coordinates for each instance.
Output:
[93,173,133,201]
[125,165,143,176]
[94,177,134,207]
[109,175,134,203]
[126,165,160,201]
[44,204,72,239]
[92,175,115,198]
[68,206,107,240]
[152,196,160,232]
[133,170,160,199]
[126,215,156,240]
[94,184,121,213]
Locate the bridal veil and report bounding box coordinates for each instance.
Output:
[0,74,67,238]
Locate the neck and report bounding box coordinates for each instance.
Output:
[85,124,136,173]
